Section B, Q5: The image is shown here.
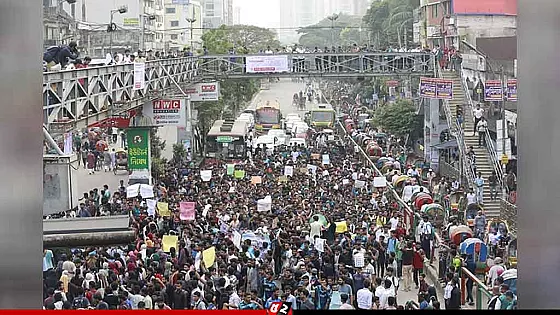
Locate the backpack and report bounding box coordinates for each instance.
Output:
[43,46,61,63]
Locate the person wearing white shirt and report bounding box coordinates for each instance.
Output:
[402,183,414,202]
[356,279,373,310]
[466,190,477,206]
[352,245,366,268]
[309,216,323,240]
[391,171,400,184]
[472,104,484,136]
[378,279,395,309]
[417,217,433,260]
[487,257,505,286]
[389,213,399,231]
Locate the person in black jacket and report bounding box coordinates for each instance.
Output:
[171,282,189,309]
[44,41,79,71]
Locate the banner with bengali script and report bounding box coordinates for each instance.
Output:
[436,79,453,100]
[419,77,437,99]
[419,77,453,100]
[485,80,503,102]
[507,79,517,101]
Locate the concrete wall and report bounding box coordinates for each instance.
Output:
[456,15,517,45]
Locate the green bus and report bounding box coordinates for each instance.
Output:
[307,103,336,129]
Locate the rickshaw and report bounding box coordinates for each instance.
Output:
[460,237,488,274]
[377,157,392,168]
[344,119,355,133]
[380,161,394,174]
[507,238,517,268]
[413,192,433,210]
[393,175,409,188]
[502,269,517,296]
[113,149,129,174]
[449,225,473,245]
[421,203,446,227]
[445,191,465,219]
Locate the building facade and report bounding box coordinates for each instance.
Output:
[415,0,516,50]
[57,0,166,54]
[233,6,241,25]
[164,0,202,51]
[43,1,75,50]
[201,0,233,29]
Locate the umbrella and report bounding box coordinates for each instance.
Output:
[309,214,328,227]
[394,175,409,186]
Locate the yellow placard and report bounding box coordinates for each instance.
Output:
[162,235,178,252]
[234,170,245,179]
[278,175,288,182]
[251,176,262,184]
[299,168,308,174]
[157,202,171,217]
[335,221,348,234]
[202,246,216,268]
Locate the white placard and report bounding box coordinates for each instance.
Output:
[139,185,154,199]
[133,62,146,90]
[373,176,387,188]
[307,164,317,174]
[143,99,186,127]
[200,170,212,182]
[342,179,350,185]
[322,154,330,165]
[314,238,326,252]
[233,231,242,250]
[257,195,272,212]
[355,180,366,188]
[246,55,289,73]
[284,165,294,177]
[185,82,220,102]
[146,199,157,216]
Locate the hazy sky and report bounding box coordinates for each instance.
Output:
[233,0,280,28]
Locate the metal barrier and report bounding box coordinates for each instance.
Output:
[197,52,435,79]
[460,267,493,310]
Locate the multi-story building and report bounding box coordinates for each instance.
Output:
[43,0,75,49]
[279,0,331,44]
[164,0,202,51]
[201,0,233,29]
[415,0,516,50]
[233,6,241,25]
[324,0,371,16]
[59,0,166,53]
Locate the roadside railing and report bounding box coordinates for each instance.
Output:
[436,65,476,189]
[460,267,493,310]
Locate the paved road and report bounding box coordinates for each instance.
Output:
[252,79,315,117]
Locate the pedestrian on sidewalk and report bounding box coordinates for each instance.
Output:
[400,242,414,292]
[86,151,95,175]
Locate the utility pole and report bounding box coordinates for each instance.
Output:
[500,65,508,198]
[140,0,144,51]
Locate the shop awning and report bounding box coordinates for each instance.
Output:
[432,139,458,149]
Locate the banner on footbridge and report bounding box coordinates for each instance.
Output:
[419,77,454,100]
[246,55,289,74]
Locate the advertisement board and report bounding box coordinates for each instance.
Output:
[127,128,150,171]
[435,79,453,100]
[485,80,503,101]
[419,78,437,98]
[143,99,186,127]
[133,62,145,90]
[246,55,289,73]
[507,79,517,101]
[419,77,454,100]
[185,82,220,101]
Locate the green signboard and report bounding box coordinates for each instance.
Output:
[127,128,150,170]
[216,136,233,143]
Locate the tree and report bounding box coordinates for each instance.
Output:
[298,14,365,48]
[150,128,167,180]
[363,0,418,49]
[201,25,281,53]
[172,143,187,163]
[371,99,420,137]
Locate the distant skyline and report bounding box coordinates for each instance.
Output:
[233,0,280,29]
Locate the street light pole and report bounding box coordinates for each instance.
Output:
[186,4,197,51]
[139,0,144,51]
[327,14,339,47]
[108,6,128,59]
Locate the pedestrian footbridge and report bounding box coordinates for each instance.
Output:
[43,52,435,130]
[43,215,135,247]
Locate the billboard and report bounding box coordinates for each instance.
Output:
[452,0,517,15]
[127,128,150,171]
[246,55,289,73]
[142,99,187,127]
[484,80,503,101]
[419,77,453,100]
[507,79,517,101]
[186,82,220,101]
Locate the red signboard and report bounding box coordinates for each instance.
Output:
[153,99,181,110]
[386,80,399,87]
[452,0,517,15]
[201,84,216,92]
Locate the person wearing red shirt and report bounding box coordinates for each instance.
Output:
[412,246,425,288]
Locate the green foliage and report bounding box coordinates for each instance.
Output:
[363,0,419,49]
[298,14,365,47]
[372,99,419,137]
[201,24,281,54]
[172,143,187,163]
[150,128,167,179]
